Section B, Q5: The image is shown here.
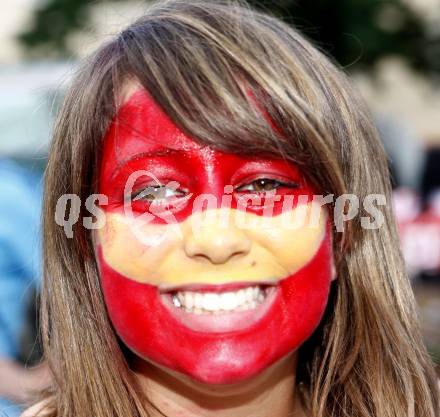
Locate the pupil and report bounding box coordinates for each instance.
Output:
[140,185,163,201]
[256,179,276,191]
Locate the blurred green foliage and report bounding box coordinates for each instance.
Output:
[18,0,440,74]
[19,0,93,57]
[249,0,439,73]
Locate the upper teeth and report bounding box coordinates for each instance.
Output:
[171,286,266,314]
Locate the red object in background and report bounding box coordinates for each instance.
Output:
[395,188,440,275]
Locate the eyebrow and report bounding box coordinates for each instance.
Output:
[111,147,185,179]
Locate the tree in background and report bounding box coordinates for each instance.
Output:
[19,0,439,75]
[249,0,439,74]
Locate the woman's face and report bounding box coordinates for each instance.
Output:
[95,88,334,384]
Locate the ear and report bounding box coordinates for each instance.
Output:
[331,258,337,281]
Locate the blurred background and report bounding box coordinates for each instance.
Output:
[0,0,439,415]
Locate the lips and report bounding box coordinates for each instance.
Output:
[160,284,278,333]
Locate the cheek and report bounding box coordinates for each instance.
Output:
[97,203,329,287]
[243,202,327,273]
[97,212,182,285]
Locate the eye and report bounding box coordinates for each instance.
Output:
[130,181,188,205]
[235,178,299,193]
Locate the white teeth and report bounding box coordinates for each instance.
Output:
[202,293,220,311]
[170,286,268,314]
[172,295,181,308]
[219,292,238,310]
[184,292,194,310]
[194,293,203,308]
[177,292,184,305]
[236,289,246,305]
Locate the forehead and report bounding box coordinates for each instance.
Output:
[101,84,302,182]
[104,86,202,157]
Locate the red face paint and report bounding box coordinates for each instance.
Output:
[96,89,333,384]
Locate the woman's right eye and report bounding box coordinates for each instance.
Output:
[130,183,187,204]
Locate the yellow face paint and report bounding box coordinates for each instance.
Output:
[97,202,326,288]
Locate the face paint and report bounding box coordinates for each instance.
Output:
[96,89,333,384]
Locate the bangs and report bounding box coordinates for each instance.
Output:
[112,0,347,198]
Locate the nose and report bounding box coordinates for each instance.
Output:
[183,218,252,265]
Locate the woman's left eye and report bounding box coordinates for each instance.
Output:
[235,178,299,193]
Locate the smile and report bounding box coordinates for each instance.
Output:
[160,283,278,333]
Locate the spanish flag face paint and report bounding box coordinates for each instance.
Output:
[96,89,333,384]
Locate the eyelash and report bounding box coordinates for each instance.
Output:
[235,178,299,193]
[129,178,299,203]
[130,184,188,204]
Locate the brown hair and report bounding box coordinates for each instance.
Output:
[40,1,439,416]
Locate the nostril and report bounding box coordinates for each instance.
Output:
[183,224,252,264]
[190,252,216,263]
[184,237,251,264]
[189,250,247,265]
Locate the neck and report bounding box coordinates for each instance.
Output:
[132,353,305,417]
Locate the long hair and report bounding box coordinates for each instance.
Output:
[40,1,439,416]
